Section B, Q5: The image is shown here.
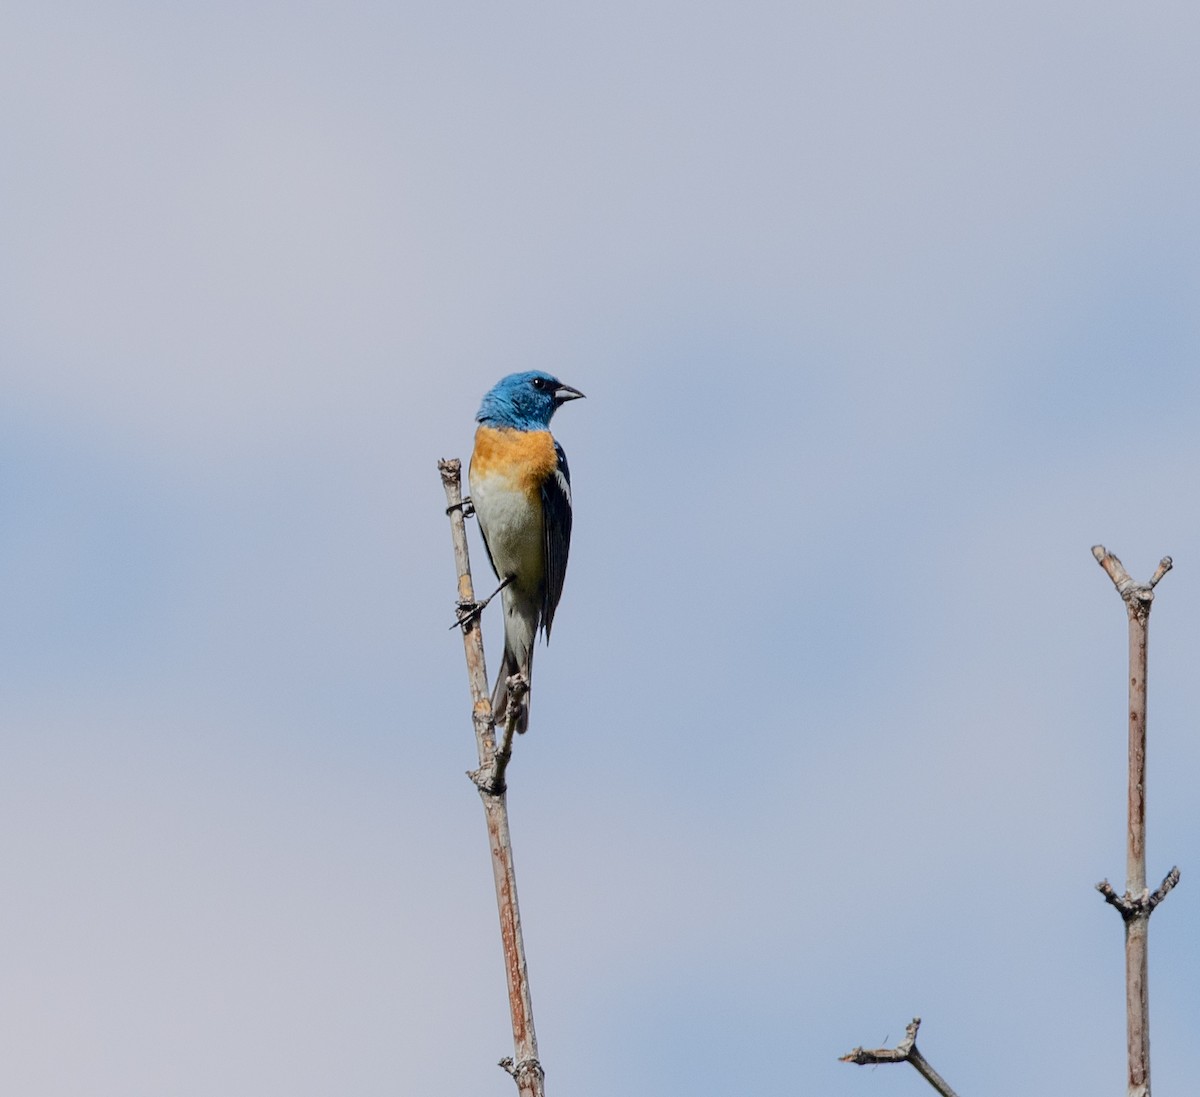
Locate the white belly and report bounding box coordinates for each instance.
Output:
[470,470,545,592]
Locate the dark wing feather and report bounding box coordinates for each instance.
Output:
[540,441,573,638]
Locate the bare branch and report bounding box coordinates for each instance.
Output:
[1092,545,1179,1097]
[841,1018,961,1097]
[439,458,546,1097]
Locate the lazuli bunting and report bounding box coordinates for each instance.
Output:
[469,371,584,733]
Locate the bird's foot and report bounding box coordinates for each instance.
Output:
[448,575,513,630]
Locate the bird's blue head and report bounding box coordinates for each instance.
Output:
[476,370,585,431]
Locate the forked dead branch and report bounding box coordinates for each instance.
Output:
[1091,545,1179,1097]
[841,1019,959,1097]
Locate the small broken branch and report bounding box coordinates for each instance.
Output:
[1148,865,1182,912]
[1097,866,1180,921]
[841,1018,960,1097]
[486,674,528,794]
[439,458,546,1097]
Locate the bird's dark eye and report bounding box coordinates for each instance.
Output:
[531,377,547,390]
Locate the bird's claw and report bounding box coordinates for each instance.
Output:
[450,600,483,630]
[444,496,476,518]
[449,575,513,630]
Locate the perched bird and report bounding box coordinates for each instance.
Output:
[469,370,584,732]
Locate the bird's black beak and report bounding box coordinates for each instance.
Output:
[553,383,585,406]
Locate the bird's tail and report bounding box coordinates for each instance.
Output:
[491,644,531,734]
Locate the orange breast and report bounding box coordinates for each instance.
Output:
[472,426,558,495]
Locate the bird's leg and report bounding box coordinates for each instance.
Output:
[444,496,476,518]
[450,575,513,630]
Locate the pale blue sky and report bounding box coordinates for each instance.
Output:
[3,3,1199,1095]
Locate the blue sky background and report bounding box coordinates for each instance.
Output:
[3,3,1199,1094]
